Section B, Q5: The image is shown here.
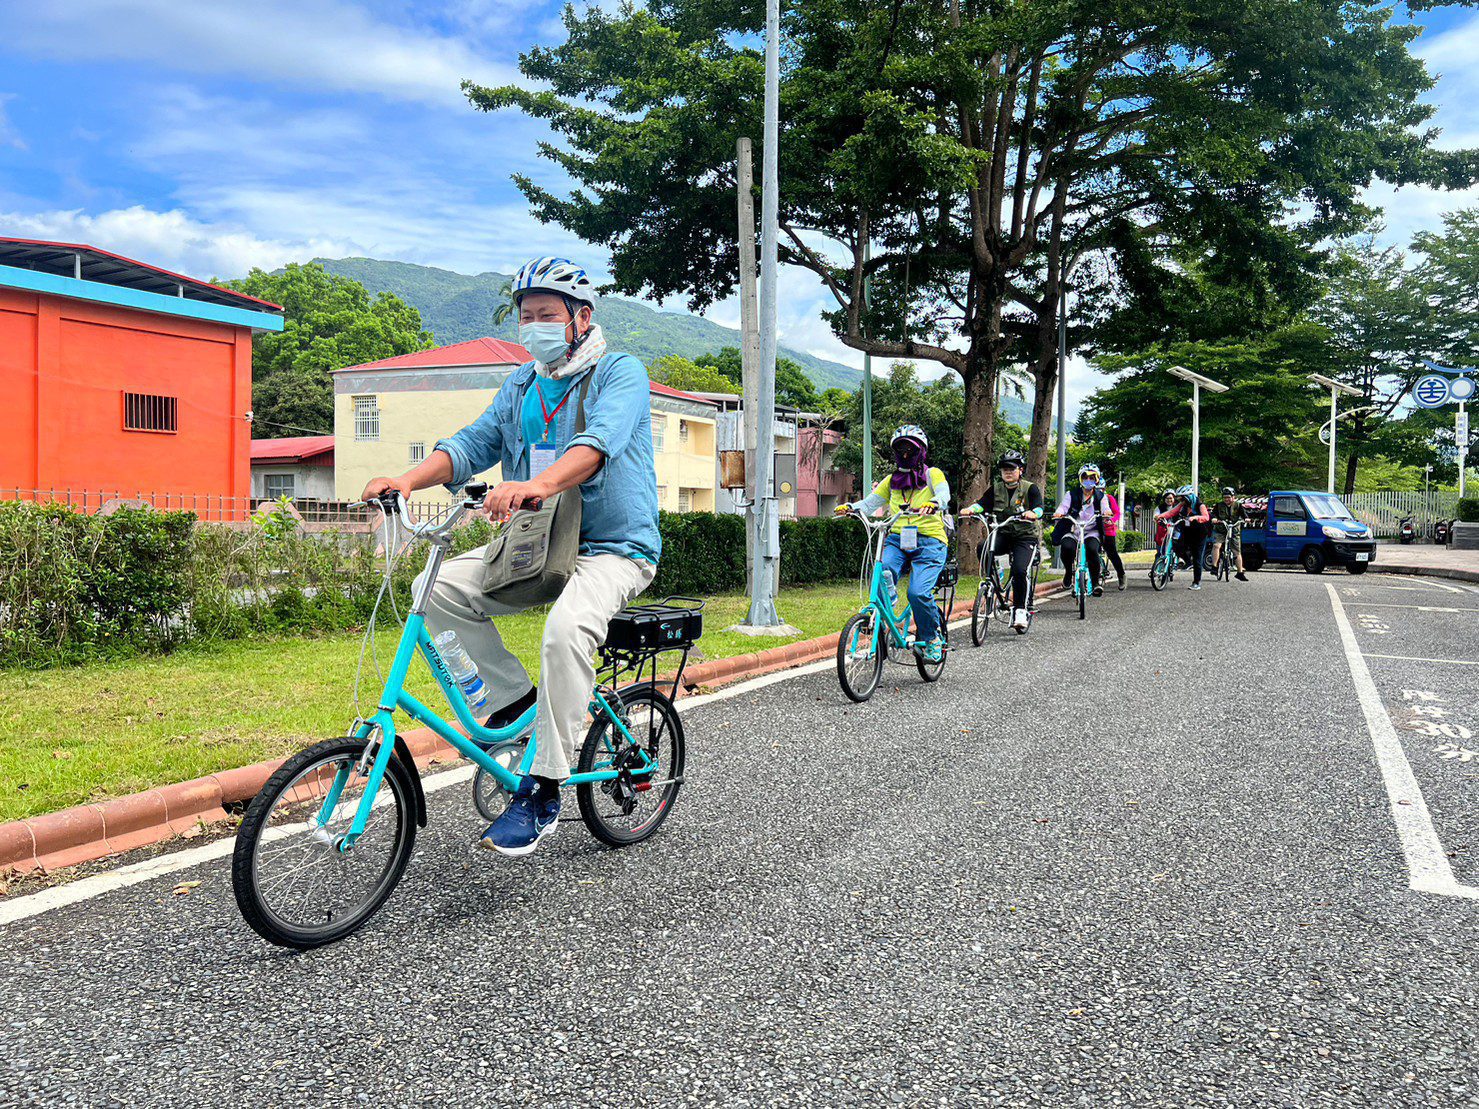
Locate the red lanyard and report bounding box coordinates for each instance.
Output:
[536,381,575,443]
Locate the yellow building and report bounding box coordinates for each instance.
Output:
[333,338,719,512]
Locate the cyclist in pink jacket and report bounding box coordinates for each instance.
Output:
[1101,486,1127,591]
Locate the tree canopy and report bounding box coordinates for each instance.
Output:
[466,0,1473,499]
[223,263,433,438]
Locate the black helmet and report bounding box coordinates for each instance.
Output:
[997,450,1026,469]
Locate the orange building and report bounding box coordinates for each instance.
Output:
[0,238,284,518]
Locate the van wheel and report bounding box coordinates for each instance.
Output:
[1301,548,1326,574]
[1243,549,1265,572]
[1347,562,1369,575]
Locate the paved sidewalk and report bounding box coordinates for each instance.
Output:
[1371,542,1479,582]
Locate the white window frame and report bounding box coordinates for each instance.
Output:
[652,418,666,452]
[409,441,426,465]
[353,395,380,441]
[678,488,693,513]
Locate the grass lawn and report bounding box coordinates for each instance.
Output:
[1,578,982,822]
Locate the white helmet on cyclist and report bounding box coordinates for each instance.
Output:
[511,257,597,308]
[1078,463,1102,481]
[891,424,928,448]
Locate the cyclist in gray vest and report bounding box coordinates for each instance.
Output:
[1052,463,1111,596]
[960,450,1043,631]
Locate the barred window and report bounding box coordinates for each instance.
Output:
[353,396,380,441]
[409,441,426,465]
[264,474,296,499]
[122,392,177,433]
[678,420,690,445]
[652,419,666,452]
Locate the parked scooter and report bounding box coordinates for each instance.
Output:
[1435,518,1452,545]
[1399,516,1416,544]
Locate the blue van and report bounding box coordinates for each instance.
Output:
[1243,490,1377,574]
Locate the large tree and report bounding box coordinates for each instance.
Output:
[466,0,1471,500]
[223,263,433,438]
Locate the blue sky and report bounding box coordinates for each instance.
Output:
[2,0,1478,406]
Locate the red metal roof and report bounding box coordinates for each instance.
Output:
[0,237,284,312]
[343,337,532,372]
[649,380,718,406]
[251,436,334,463]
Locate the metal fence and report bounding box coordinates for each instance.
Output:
[0,488,460,527]
[1343,491,1462,540]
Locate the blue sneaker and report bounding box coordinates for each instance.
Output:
[480,775,559,856]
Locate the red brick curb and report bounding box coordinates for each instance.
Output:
[0,580,1066,876]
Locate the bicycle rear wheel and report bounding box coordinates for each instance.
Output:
[576,685,684,847]
[917,589,952,683]
[838,610,886,702]
[232,737,417,950]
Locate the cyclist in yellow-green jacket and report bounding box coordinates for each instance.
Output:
[835,425,951,662]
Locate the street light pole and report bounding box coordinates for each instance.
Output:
[1055,283,1067,506]
[861,238,872,494]
[1308,373,1362,495]
[1167,366,1229,494]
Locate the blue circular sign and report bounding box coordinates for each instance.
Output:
[1412,374,1451,408]
[1451,375,1477,403]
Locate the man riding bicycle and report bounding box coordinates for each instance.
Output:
[835,425,951,662]
[360,256,659,857]
[960,449,1041,631]
[1052,463,1111,597]
[1210,487,1250,582]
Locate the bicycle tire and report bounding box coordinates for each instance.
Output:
[1150,554,1171,591]
[837,610,885,702]
[916,587,952,682]
[232,737,418,950]
[576,685,684,848]
[1077,570,1088,620]
[971,579,994,647]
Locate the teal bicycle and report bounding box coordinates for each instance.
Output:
[231,484,698,949]
[836,509,957,701]
[1055,515,1105,620]
[1150,517,1184,591]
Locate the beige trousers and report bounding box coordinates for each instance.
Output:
[414,551,657,780]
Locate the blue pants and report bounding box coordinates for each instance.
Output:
[880,533,946,643]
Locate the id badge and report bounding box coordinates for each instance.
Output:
[901,525,918,552]
[530,443,558,481]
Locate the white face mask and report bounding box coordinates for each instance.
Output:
[519,320,574,366]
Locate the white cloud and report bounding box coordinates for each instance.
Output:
[0,94,25,151]
[1,0,520,107]
[0,206,354,280]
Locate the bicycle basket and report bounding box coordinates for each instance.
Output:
[605,597,704,652]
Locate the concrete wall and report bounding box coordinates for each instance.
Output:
[251,461,335,501]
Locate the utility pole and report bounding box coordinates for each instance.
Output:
[861,238,873,494]
[739,0,793,633]
[736,138,761,594]
[1055,284,1067,506]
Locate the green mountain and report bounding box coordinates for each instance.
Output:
[315,257,862,391]
[314,257,1033,427]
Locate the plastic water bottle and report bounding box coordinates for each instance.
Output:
[434,630,488,712]
[883,568,900,612]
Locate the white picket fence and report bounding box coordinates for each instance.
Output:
[1344,491,1462,539]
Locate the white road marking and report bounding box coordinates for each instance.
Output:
[1341,603,1479,613]
[1325,584,1479,902]
[0,645,894,927]
[1362,654,1479,667]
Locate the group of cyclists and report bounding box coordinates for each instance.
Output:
[833,424,1251,661]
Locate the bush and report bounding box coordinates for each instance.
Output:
[0,503,869,669]
[1115,529,1148,553]
[1457,498,1479,524]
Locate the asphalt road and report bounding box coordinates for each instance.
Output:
[3,566,1478,1107]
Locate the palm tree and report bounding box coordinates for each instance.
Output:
[492,279,514,328]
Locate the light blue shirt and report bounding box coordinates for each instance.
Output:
[435,353,662,563]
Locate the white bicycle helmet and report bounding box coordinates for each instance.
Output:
[511,257,597,307]
[891,424,928,447]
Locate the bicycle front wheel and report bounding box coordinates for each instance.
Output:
[838,610,886,702]
[971,579,995,646]
[576,685,684,847]
[232,737,418,950]
[1077,571,1088,620]
[1150,556,1170,591]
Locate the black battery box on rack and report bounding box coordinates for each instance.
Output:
[605,597,705,652]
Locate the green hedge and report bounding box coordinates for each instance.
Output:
[1115,529,1148,553]
[0,504,868,669]
[1457,498,1479,524]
